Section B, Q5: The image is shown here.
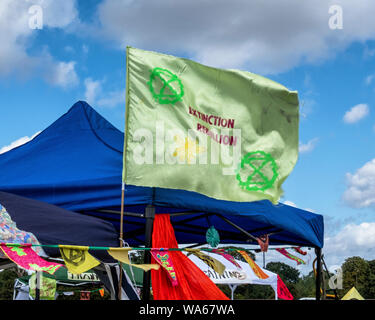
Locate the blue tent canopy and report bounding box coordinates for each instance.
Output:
[0,101,324,248]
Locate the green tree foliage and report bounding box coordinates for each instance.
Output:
[0,268,19,300]
[339,256,370,299]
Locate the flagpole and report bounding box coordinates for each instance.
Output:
[117,184,125,300]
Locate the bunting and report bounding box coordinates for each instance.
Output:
[59,245,100,274]
[107,247,160,271]
[210,249,242,269]
[276,248,306,265]
[0,243,62,274]
[151,249,178,286]
[238,250,269,279]
[185,249,226,275]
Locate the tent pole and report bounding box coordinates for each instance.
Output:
[35,271,40,300]
[315,247,322,301]
[142,205,155,301]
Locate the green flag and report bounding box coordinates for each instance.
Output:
[123,47,299,204]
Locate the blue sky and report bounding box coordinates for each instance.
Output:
[1,0,375,269]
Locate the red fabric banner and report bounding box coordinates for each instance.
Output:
[277,275,294,300]
[151,214,229,300]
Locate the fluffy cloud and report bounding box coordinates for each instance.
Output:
[343,104,370,124]
[96,0,375,74]
[0,131,41,154]
[342,159,375,208]
[83,77,124,108]
[0,0,79,87]
[299,138,319,153]
[324,222,375,266]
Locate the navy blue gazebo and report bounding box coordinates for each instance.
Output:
[0,101,324,299]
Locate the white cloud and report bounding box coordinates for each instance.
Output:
[97,89,125,108]
[343,104,369,124]
[342,159,375,208]
[0,131,41,154]
[324,222,375,266]
[83,77,124,108]
[95,0,375,74]
[365,74,375,86]
[0,0,79,87]
[47,61,79,88]
[84,78,102,104]
[299,138,319,153]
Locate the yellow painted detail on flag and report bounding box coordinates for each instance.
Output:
[59,245,100,275]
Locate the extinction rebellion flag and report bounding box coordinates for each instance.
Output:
[123,47,299,203]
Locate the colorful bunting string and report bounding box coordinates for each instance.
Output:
[185,249,226,275]
[151,249,178,286]
[238,250,269,279]
[275,248,306,265]
[0,243,63,274]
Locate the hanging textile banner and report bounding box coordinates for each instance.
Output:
[151,249,178,286]
[59,245,100,274]
[151,214,229,300]
[186,249,226,275]
[292,247,307,255]
[0,204,44,259]
[238,250,269,279]
[277,275,294,300]
[107,247,160,271]
[0,243,63,274]
[29,272,57,300]
[210,249,242,269]
[123,47,299,204]
[276,248,306,265]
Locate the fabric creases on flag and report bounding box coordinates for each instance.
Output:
[238,250,269,279]
[185,249,226,275]
[151,249,178,286]
[59,245,100,275]
[123,47,299,204]
[151,214,229,300]
[107,247,160,271]
[276,248,306,265]
[0,243,63,274]
[210,249,242,269]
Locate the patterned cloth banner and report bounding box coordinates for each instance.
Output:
[0,204,44,259]
[29,272,57,300]
[238,250,269,279]
[151,249,178,286]
[185,249,226,275]
[277,275,294,300]
[210,249,242,269]
[107,247,160,271]
[292,247,307,255]
[59,245,100,275]
[276,248,306,265]
[0,243,62,274]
